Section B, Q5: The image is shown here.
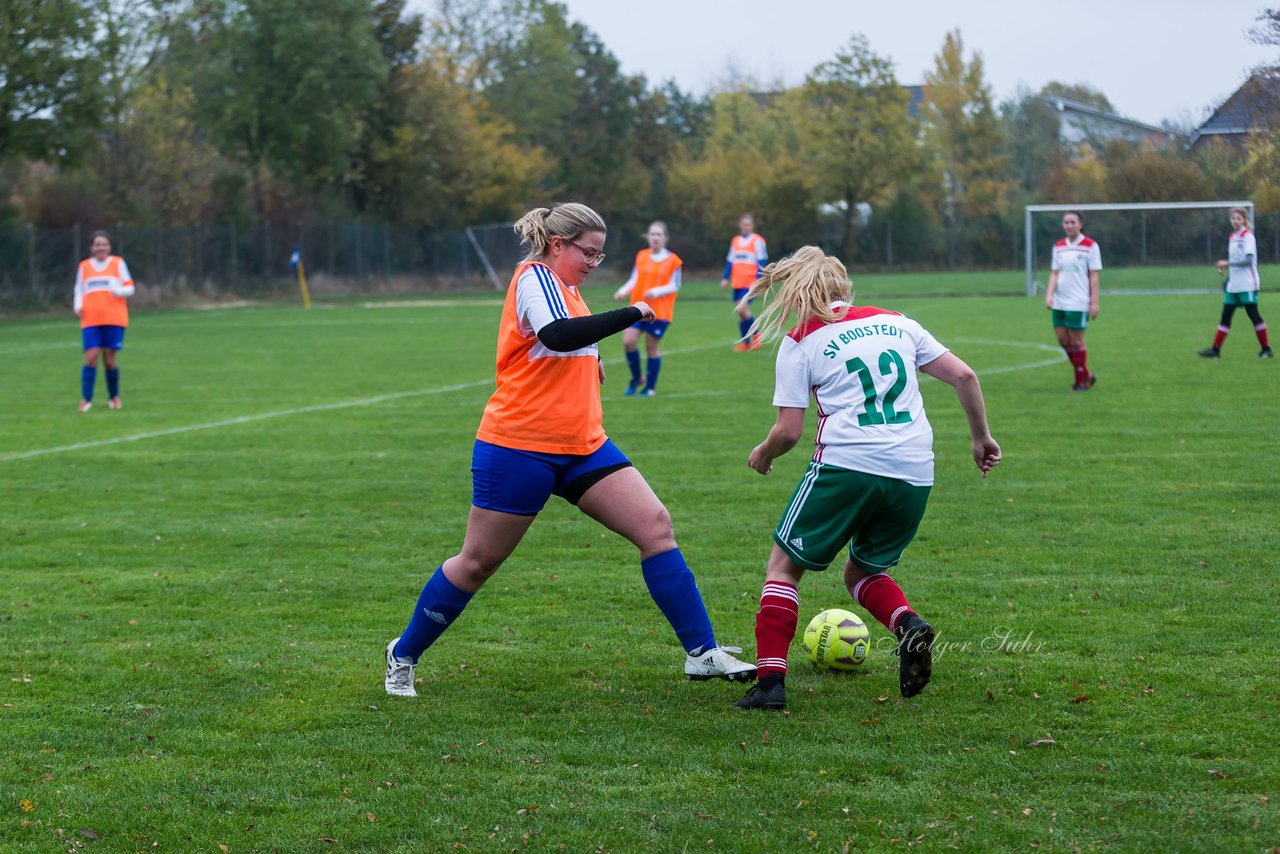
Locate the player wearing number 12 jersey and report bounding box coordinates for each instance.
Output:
[733,247,1000,712]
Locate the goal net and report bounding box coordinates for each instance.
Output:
[1024,201,1256,296]
[465,223,523,290]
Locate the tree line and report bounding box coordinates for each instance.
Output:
[3,0,1276,269]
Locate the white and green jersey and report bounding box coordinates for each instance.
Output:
[1226,227,1260,293]
[773,302,950,487]
[1050,235,1102,311]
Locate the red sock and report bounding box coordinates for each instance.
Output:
[754,581,799,678]
[1256,322,1269,349]
[1066,347,1088,384]
[1214,326,1229,349]
[852,574,913,633]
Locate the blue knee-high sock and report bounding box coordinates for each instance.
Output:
[81,366,96,401]
[641,548,716,654]
[738,317,753,339]
[645,357,661,391]
[106,368,120,399]
[393,566,474,662]
[626,349,642,385]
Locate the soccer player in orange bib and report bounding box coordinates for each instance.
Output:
[732,247,1000,712]
[384,203,755,697]
[613,220,682,396]
[721,213,767,350]
[73,231,135,412]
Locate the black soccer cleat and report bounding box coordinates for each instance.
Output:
[1261,347,1274,359]
[1198,347,1221,359]
[734,674,786,711]
[895,614,935,699]
[1070,374,1097,392]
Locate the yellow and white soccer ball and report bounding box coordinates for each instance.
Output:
[802,608,870,671]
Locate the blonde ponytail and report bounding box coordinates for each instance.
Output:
[514,202,608,262]
[741,246,852,342]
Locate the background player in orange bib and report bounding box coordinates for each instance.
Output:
[721,213,767,350]
[73,230,135,412]
[613,220,682,396]
[384,203,755,697]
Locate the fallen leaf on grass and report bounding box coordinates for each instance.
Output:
[861,718,881,727]
[365,812,376,822]
[1026,736,1056,747]
[761,730,770,744]
[19,799,35,813]
[78,829,100,840]
[986,689,995,702]
[516,805,540,815]
[1207,769,1229,779]
[1069,694,1090,704]
[219,845,228,853]
[873,696,889,704]
[317,837,338,844]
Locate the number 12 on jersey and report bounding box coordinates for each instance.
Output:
[846,349,913,426]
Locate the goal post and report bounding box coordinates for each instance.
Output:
[464,222,523,290]
[1024,201,1255,296]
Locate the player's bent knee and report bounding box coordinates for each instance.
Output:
[453,552,504,583]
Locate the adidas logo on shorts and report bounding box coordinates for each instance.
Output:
[789,537,804,550]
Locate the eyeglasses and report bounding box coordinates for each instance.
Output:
[560,237,606,266]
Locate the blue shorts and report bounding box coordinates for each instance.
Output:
[83,326,126,351]
[471,439,632,515]
[631,319,671,339]
[732,288,752,304]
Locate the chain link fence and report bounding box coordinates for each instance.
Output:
[0,223,487,311]
[7,213,1277,311]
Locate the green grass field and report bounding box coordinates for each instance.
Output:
[2,276,1278,852]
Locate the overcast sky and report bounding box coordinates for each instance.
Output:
[555,0,1276,128]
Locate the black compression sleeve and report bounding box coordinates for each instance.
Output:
[536,306,643,352]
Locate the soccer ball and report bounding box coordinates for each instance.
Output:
[802,609,870,671]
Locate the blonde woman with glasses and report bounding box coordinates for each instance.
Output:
[384,203,755,697]
[733,246,1000,712]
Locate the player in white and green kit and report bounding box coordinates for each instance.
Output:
[1198,207,1272,359]
[1044,211,1102,391]
[733,247,1001,712]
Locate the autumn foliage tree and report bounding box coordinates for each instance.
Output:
[921,30,1012,267]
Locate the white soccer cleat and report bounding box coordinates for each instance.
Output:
[384,638,417,697]
[78,400,92,413]
[108,397,122,410]
[684,645,758,682]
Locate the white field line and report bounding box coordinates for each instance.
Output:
[0,341,721,463]
[1,338,1061,463]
